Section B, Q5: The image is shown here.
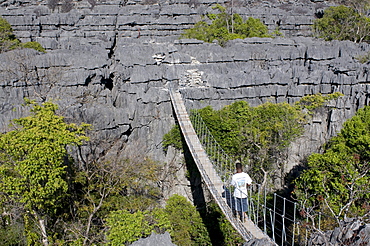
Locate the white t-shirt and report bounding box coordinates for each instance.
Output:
[231,172,252,198]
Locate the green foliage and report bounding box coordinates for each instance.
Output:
[164,194,211,246]
[294,106,370,222]
[21,41,46,53]
[0,16,45,53]
[0,100,90,213]
[106,210,154,246]
[202,201,243,245]
[182,4,273,46]
[356,51,370,63]
[162,124,184,152]
[0,100,90,243]
[0,222,26,246]
[181,93,342,185]
[71,156,162,245]
[0,16,20,52]
[197,100,305,184]
[106,194,211,246]
[313,5,370,42]
[296,92,344,112]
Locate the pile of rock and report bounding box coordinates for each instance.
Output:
[309,219,370,246]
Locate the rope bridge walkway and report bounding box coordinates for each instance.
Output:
[169,89,272,243]
[169,89,320,246]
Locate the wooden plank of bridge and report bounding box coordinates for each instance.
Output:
[170,90,270,242]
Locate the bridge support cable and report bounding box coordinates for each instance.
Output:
[169,89,271,242]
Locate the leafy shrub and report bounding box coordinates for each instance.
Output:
[296,92,344,112]
[196,101,306,184]
[313,5,370,42]
[356,51,370,63]
[164,194,211,245]
[163,93,342,185]
[0,223,26,246]
[20,41,46,53]
[0,17,20,52]
[0,17,46,53]
[106,210,168,245]
[294,105,370,224]
[182,4,274,46]
[162,124,184,152]
[105,195,211,245]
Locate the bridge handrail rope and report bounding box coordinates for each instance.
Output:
[189,110,235,182]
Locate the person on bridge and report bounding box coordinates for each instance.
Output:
[231,162,252,222]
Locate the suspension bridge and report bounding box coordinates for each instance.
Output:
[169,88,313,246]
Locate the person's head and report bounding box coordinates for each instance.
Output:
[236,162,243,173]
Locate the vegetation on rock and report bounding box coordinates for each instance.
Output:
[0,99,241,245]
[294,105,370,227]
[106,194,211,245]
[313,5,370,43]
[0,17,45,53]
[162,124,184,152]
[163,93,343,188]
[0,100,90,245]
[181,4,277,46]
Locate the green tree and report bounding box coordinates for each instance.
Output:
[0,16,45,53]
[20,41,46,53]
[163,93,342,187]
[182,4,273,46]
[162,124,184,152]
[197,100,305,186]
[105,194,211,246]
[164,194,211,246]
[294,106,370,228]
[71,156,162,245]
[313,5,370,43]
[106,209,170,246]
[0,16,20,52]
[0,100,90,245]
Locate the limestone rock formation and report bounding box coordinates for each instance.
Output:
[308,219,370,246]
[0,0,369,196]
[130,232,177,246]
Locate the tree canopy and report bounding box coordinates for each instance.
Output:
[0,100,90,245]
[313,5,370,43]
[0,16,45,53]
[163,93,343,187]
[181,4,275,46]
[0,100,238,245]
[294,106,370,226]
[106,194,211,246]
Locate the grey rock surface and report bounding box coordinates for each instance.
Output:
[130,232,177,246]
[0,0,330,50]
[0,0,369,196]
[308,219,370,246]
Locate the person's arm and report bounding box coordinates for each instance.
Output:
[231,176,236,186]
[246,174,252,186]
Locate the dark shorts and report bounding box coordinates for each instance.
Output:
[235,197,248,212]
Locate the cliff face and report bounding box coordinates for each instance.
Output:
[0,0,369,194]
[1,0,328,47]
